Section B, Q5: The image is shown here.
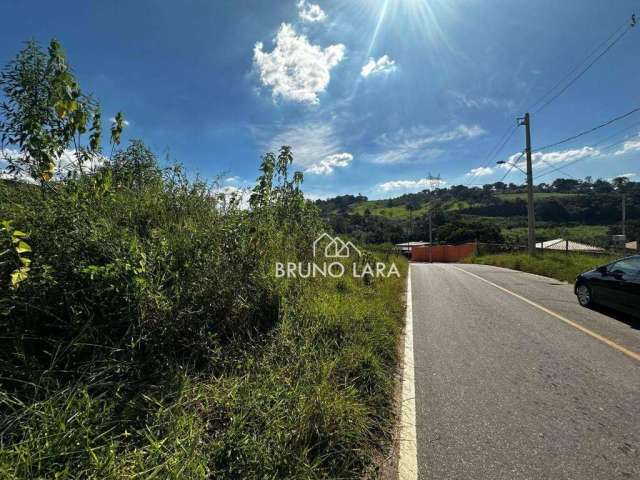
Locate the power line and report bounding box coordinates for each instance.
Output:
[589,117,640,146]
[527,20,627,111]
[532,116,640,178]
[534,132,638,180]
[487,124,519,163]
[462,13,637,188]
[470,124,517,176]
[529,15,636,115]
[526,16,629,113]
[535,105,640,152]
[498,151,525,183]
[539,157,576,178]
[598,135,638,156]
[463,124,519,187]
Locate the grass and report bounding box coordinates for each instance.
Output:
[496,192,579,201]
[351,201,428,219]
[0,256,407,479]
[465,251,619,283]
[0,35,406,476]
[0,144,409,479]
[349,199,470,219]
[501,224,609,246]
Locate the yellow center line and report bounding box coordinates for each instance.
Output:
[452,266,640,362]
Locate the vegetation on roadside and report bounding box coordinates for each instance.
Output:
[500,224,609,246]
[465,251,620,283]
[0,39,407,479]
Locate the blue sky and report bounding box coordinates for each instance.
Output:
[1,0,639,199]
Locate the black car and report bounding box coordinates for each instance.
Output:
[574,255,640,316]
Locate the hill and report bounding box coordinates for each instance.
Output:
[315,178,640,247]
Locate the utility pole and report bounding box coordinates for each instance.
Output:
[519,113,536,256]
[428,209,433,263]
[622,193,627,240]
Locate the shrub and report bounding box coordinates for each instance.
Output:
[0,38,406,479]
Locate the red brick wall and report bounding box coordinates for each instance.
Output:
[411,242,477,263]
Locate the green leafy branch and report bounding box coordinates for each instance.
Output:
[0,220,32,289]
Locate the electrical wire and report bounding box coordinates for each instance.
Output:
[463,124,519,187]
[461,14,637,187]
[526,17,630,113]
[529,16,635,115]
[538,157,576,178]
[534,131,639,180]
[534,105,640,152]
[486,124,519,163]
[531,117,640,178]
[498,151,525,183]
[583,117,640,148]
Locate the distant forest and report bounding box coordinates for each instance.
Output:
[315,177,640,247]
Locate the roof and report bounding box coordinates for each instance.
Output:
[396,242,430,252]
[535,238,604,252]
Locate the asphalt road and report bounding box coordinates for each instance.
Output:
[410,263,640,480]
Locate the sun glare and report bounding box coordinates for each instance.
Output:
[365,0,456,58]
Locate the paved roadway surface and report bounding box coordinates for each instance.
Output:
[411,263,640,480]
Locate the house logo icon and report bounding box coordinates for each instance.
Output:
[313,233,362,258]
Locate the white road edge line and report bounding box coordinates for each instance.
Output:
[453,266,640,362]
[398,265,418,480]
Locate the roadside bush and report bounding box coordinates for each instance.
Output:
[0,141,320,390]
[0,38,406,479]
[466,251,619,283]
[0,143,408,479]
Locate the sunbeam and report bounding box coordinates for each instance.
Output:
[367,0,391,59]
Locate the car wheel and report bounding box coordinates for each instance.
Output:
[576,283,592,307]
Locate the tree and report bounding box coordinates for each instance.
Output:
[406,203,417,239]
[536,199,569,222]
[436,220,503,244]
[110,139,160,190]
[551,178,581,193]
[612,176,630,191]
[0,40,103,183]
[593,179,613,193]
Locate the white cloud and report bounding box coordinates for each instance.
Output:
[263,122,346,170]
[617,172,636,178]
[0,150,35,183]
[1,148,106,182]
[361,55,396,78]
[303,192,332,201]
[532,147,599,169]
[217,185,250,210]
[449,91,515,110]
[221,185,241,195]
[371,124,486,164]
[501,146,599,171]
[253,23,345,104]
[466,166,494,177]
[614,135,640,156]
[306,152,352,175]
[297,0,327,23]
[378,178,447,193]
[255,122,353,176]
[109,117,130,127]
